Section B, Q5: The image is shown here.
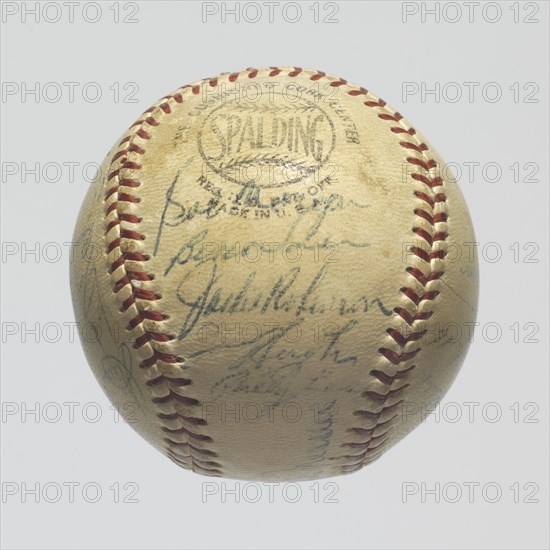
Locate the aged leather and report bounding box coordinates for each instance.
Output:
[70,67,479,481]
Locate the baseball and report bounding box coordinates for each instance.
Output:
[70,67,478,481]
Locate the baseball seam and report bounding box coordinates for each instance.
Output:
[102,66,448,477]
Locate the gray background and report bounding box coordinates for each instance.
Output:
[1,1,548,549]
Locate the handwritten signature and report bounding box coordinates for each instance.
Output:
[153,165,371,261]
[174,262,391,342]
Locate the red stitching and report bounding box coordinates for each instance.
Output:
[309,70,326,81]
[378,348,421,365]
[117,192,140,204]
[110,252,149,273]
[362,384,410,403]
[406,266,443,286]
[152,390,199,407]
[350,416,395,434]
[334,79,449,471]
[104,67,449,478]
[354,400,403,420]
[146,374,190,387]
[136,129,151,140]
[400,141,428,153]
[133,331,174,349]
[365,98,386,108]
[103,119,202,486]
[330,78,347,87]
[157,412,205,424]
[371,365,416,385]
[167,453,222,475]
[163,439,216,453]
[162,425,212,441]
[395,307,434,326]
[348,87,368,96]
[139,351,184,369]
[407,156,436,171]
[113,270,152,292]
[412,226,433,245]
[127,310,166,330]
[387,328,426,347]
[400,287,440,306]
[391,126,416,135]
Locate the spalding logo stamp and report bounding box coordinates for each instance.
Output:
[198,93,336,189]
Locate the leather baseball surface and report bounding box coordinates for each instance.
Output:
[70,67,478,481]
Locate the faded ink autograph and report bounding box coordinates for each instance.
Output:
[153,165,371,261]
[173,262,391,341]
[150,166,392,398]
